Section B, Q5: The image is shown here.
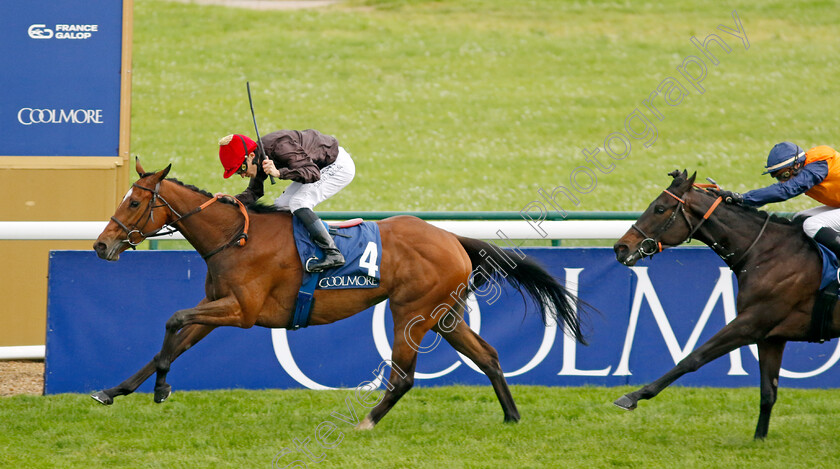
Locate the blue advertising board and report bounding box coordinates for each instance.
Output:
[0,1,124,156]
[45,248,840,394]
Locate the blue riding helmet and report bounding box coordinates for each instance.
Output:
[762,142,805,175]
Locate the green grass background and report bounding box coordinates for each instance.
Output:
[131,0,840,214]
[6,1,840,467]
[3,386,840,468]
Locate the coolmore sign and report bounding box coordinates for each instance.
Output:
[0,1,124,156]
[45,248,840,394]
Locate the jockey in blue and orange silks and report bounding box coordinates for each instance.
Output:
[718,142,840,257]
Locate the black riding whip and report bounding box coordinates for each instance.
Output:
[246,82,276,185]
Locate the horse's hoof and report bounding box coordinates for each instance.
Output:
[154,384,172,404]
[90,391,113,406]
[613,395,637,411]
[355,416,375,431]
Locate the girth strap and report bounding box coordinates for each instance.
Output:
[809,279,838,343]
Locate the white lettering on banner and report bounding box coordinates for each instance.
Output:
[748,342,840,379]
[614,266,746,376]
[17,108,104,126]
[377,293,561,378]
[268,262,840,389]
[372,298,476,378]
[558,268,612,376]
[55,24,99,32]
[270,327,387,391]
[27,24,98,40]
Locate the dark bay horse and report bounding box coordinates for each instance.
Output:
[90,160,587,429]
[613,169,839,439]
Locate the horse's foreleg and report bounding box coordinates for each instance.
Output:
[754,339,785,440]
[614,314,758,411]
[435,320,520,423]
[153,297,244,403]
[91,324,215,405]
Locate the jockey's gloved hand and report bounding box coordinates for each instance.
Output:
[716,190,743,205]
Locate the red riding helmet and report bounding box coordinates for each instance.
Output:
[219,134,258,178]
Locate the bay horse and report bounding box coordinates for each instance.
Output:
[613,169,839,439]
[90,160,587,429]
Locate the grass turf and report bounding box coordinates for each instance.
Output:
[8,1,840,467]
[130,0,840,215]
[2,385,840,468]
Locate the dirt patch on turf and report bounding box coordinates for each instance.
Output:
[0,361,44,397]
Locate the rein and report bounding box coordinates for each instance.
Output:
[631,182,766,265]
[730,212,770,268]
[110,182,250,260]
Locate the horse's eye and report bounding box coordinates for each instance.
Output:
[129,200,140,209]
[654,205,666,214]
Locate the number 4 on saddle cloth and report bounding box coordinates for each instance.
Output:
[289,217,382,330]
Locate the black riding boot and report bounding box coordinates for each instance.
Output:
[814,227,840,258]
[294,208,346,273]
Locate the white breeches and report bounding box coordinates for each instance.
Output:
[798,205,840,237]
[273,147,355,212]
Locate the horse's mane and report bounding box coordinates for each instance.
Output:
[163,178,235,206]
[166,178,216,199]
[667,170,802,229]
[164,177,287,213]
[246,203,288,213]
[691,186,804,228]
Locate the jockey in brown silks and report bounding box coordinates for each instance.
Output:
[218,129,355,272]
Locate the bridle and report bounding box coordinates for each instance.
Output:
[110,181,251,260]
[631,186,723,258]
[629,183,768,266]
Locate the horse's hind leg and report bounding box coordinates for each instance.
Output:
[356,312,428,430]
[91,324,215,405]
[357,341,418,430]
[434,320,520,423]
[754,339,785,440]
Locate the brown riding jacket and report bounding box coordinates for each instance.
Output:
[236,129,339,206]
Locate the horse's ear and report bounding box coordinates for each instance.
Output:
[687,171,697,185]
[135,157,145,176]
[157,164,172,180]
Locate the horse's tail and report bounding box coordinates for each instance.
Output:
[457,236,588,345]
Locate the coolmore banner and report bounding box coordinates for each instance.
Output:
[0,1,123,156]
[45,248,840,394]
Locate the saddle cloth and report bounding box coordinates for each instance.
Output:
[814,241,839,291]
[811,240,839,343]
[291,216,382,290]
